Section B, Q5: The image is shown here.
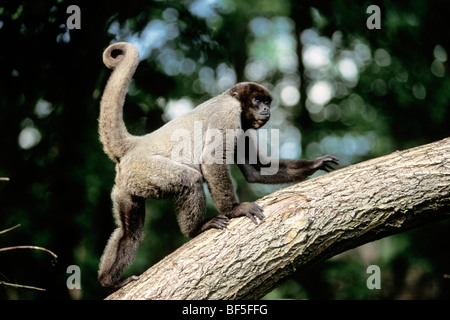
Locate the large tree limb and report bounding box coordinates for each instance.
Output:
[107,137,450,300]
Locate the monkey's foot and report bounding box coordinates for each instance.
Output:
[114,275,140,289]
[192,215,229,237]
[202,214,229,231]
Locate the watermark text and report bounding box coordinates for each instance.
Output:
[171,121,280,175]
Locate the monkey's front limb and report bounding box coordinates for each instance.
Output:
[238,155,339,184]
[201,163,265,225]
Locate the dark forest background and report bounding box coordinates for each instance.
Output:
[0,0,449,299]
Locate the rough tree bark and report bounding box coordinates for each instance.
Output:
[107,137,450,300]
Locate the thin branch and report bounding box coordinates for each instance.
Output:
[0,245,58,263]
[0,224,21,235]
[0,281,46,291]
[0,226,57,292]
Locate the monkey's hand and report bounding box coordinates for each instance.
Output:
[226,202,265,224]
[313,154,339,173]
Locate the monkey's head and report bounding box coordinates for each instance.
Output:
[229,82,272,130]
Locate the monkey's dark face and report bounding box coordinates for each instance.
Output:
[250,94,271,129]
[229,82,272,130]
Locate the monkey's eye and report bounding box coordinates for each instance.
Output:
[254,98,260,104]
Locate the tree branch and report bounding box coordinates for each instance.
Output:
[106,137,450,300]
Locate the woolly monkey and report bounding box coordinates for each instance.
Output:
[97,42,339,288]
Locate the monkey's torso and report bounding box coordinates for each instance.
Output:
[124,92,242,170]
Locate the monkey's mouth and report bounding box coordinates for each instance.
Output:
[258,113,270,119]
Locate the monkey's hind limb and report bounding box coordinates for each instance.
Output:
[98,186,145,288]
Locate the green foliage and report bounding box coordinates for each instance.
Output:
[1,0,449,299]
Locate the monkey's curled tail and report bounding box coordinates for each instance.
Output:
[99,42,139,162]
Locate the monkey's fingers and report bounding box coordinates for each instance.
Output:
[246,206,265,224]
[329,159,339,165]
[228,202,265,224]
[208,215,229,229]
[245,212,259,224]
[322,163,337,172]
[323,155,339,165]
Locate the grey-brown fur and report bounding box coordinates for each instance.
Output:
[97,42,339,288]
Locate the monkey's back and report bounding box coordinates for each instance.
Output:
[129,92,242,165]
